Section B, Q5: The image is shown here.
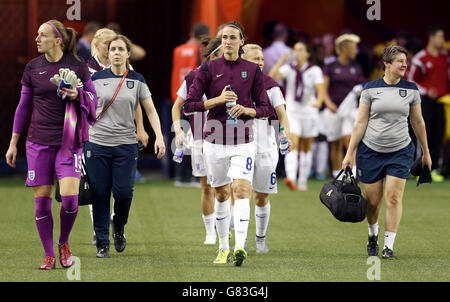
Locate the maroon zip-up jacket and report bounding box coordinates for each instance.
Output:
[184,56,271,145]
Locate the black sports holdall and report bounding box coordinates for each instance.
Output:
[55,155,92,206]
[319,167,366,223]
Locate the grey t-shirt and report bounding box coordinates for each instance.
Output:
[90,68,151,146]
[360,77,421,153]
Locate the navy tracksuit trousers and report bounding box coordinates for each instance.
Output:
[84,142,138,249]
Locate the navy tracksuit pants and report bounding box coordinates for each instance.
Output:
[84,142,138,249]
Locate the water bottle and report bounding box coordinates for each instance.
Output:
[279,126,289,155]
[172,134,187,163]
[225,87,238,124]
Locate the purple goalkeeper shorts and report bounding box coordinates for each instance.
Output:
[25,140,82,187]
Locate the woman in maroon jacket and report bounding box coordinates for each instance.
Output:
[184,21,271,266]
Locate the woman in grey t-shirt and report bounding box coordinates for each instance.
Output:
[342,45,431,260]
[85,35,165,258]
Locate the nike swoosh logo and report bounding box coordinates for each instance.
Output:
[35,216,48,221]
[240,219,249,222]
[243,172,251,175]
[103,83,110,86]
[255,214,266,218]
[39,71,47,75]
[216,74,223,78]
[376,91,382,94]
[65,209,78,214]
[269,186,275,190]
[216,217,226,221]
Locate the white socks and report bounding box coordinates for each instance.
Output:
[284,150,299,181]
[255,202,270,239]
[298,151,312,187]
[202,213,216,237]
[215,198,231,250]
[384,231,397,250]
[369,222,396,251]
[332,170,341,178]
[368,222,379,237]
[233,198,250,249]
[316,141,328,175]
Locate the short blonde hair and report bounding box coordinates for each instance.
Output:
[242,44,262,59]
[91,28,116,57]
[335,33,360,54]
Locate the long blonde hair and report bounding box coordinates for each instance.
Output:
[46,19,80,61]
[91,28,116,57]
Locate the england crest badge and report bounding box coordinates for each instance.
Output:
[399,89,407,98]
[240,70,248,79]
[126,80,134,89]
[28,170,35,181]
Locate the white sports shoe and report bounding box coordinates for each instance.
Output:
[255,238,269,253]
[204,234,217,245]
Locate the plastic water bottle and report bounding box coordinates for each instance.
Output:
[172,134,187,163]
[279,126,289,155]
[225,87,238,124]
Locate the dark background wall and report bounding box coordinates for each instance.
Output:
[0,0,449,174]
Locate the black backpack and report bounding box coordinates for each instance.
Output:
[319,167,366,223]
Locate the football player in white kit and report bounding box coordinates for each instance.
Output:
[269,41,326,191]
[171,37,223,245]
[241,44,291,253]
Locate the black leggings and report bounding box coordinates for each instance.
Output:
[421,96,446,170]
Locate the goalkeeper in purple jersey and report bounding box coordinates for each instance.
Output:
[5,19,97,270]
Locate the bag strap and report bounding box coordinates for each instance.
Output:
[344,166,358,186]
[334,167,358,190]
[96,69,129,120]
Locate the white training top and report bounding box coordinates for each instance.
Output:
[278,63,324,118]
[254,86,286,153]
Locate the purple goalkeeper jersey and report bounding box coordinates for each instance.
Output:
[184,56,271,145]
[324,60,365,106]
[20,53,91,146]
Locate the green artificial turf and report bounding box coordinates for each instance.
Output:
[0,178,449,282]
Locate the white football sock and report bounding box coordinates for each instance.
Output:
[202,213,216,237]
[229,204,234,230]
[368,222,379,237]
[215,198,230,250]
[233,198,250,249]
[383,231,397,250]
[255,202,271,239]
[332,170,341,178]
[298,151,313,186]
[284,150,299,181]
[316,141,329,175]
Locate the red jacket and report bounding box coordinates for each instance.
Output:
[170,43,201,102]
[408,49,449,97]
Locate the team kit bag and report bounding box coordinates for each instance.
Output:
[319,167,367,223]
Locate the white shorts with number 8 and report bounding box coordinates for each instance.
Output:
[203,141,256,188]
